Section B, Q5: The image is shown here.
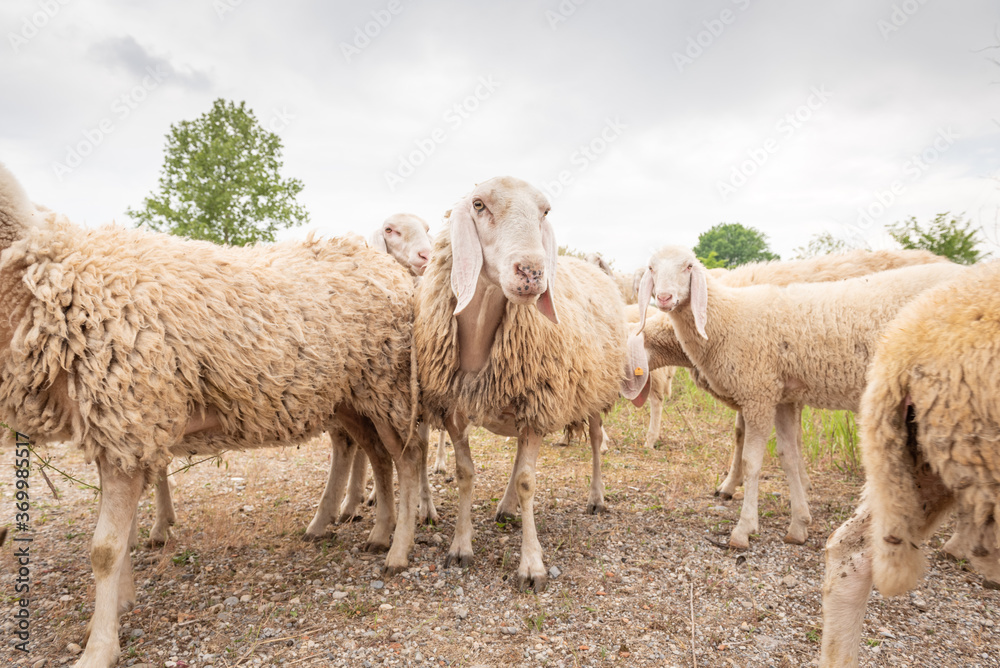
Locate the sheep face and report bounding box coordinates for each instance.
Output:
[636,246,708,339]
[449,176,558,323]
[372,213,432,276]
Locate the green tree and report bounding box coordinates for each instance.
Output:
[128,99,308,246]
[693,223,779,268]
[886,213,988,265]
[697,250,727,269]
[793,231,852,259]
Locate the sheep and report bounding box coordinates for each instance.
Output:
[623,305,676,448]
[634,246,965,548]
[148,212,439,545]
[306,213,439,536]
[626,249,952,511]
[0,163,424,668]
[413,176,629,591]
[585,251,640,304]
[819,260,1000,667]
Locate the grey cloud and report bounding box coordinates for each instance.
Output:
[89,35,211,90]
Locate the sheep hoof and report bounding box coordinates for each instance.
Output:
[714,489,734,500]
[336,511,363,524]
[418,511,439,526]
[495,510,517,523]
[783,531,807,546]
[728,534,750,550]
[363,539,390,554]
[383,562,408,577]
[147,536,169,548]
[515,572,548,593]
[586,501,607,515]
[984,579,1000,590]
[444,551,473,569]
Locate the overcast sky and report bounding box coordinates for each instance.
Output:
[2,0,999,271]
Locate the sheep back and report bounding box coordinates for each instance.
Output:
[717,249,948,288]
[862,260,1000,596]
[0,216,415,474]
[415,230,626,435]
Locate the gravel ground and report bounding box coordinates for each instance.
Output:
[3,383,999,668]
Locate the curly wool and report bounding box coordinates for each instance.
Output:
[415,227,626,435]
[0,211,415,476]
[862,260,1000,596]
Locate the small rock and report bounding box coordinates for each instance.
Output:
[66,644,83,656]
[224,596,240,607]
[781,575,797,588]
[240,505,254,513]
[240,594,251,603]
[740,622,752,632]
[431,534,443,546]
[130,628,145,638]
[501,626,518,635]
[455,606,469,620]
[390,632,403,642]
[31,659,48,668]
[331,591,349,600]
[269,592,291,603]
[379,603,393,611]
[371,580,385,590]
[289,597,301,605]
[217,611,232,622]
[912,598,928,612]
[878,628,896,639]
[709,505,728,513]
[59,595,73,602]
[548,566,562,579]
[455,586,465,598]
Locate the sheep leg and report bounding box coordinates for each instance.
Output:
[417,422,438,525]
[76,454,144,668]
[374,419,421,576]
[728,414,771,549]
[587,415,607,514]
[433,430,448,473]
[796,404,811,491]
[820,504,873,668]
[149,469,176,546]
[340,438,372,522]
[943,508,1000,587]
[445,412,475,568]
[716,411,746,499]
[305,428,357,540]
[552,426,573,447]
[643,387,663,449]
[775,403,811,544]
[496,440,525,521]
[337,406,395,552]
[514,428,548,592]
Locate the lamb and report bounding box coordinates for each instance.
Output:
[0,163,424,668]
[627,249,952,507]
[414,176,629,590]
[819,260,1000,667]
[634,246,965,548]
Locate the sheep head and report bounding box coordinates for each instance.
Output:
[448,176,558,324]
[371,213,432,276]
[636,246,708,340]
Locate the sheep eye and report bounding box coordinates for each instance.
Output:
[473,200,485,211]
[543,209,550,217]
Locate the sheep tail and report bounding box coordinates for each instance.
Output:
[860,361,927,597]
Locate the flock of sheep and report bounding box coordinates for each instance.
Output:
[0,164,996,668]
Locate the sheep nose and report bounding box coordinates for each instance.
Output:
[513,261,545,295]
[655,293,675,310]
[417,250,430,263]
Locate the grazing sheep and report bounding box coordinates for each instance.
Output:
[0,163,423,668]
[414,176,628,590]
[820,260,1000,667]
[624,305,676,448]
[634,246,965,548]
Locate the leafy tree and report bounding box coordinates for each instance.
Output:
[886,213,988,265]
[697,250,727,269]
[693,223,778,268]
[129,99,308,246]
[793,231,851,259]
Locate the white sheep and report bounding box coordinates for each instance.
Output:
[414,176,630,590]
[820,260,1000,666]
[626,249,952,511]
[0,163,424,668]
[634,246,965,548]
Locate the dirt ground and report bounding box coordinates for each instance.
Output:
[2,375,999,668]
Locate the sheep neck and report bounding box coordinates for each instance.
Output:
[455,276,508,374]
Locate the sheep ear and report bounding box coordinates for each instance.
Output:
[536,217,559,324]
[369,229,388,253]
[690,263,708,339]
[449,201,483,315]
[621,332,650,406]
[635,270,654,334]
